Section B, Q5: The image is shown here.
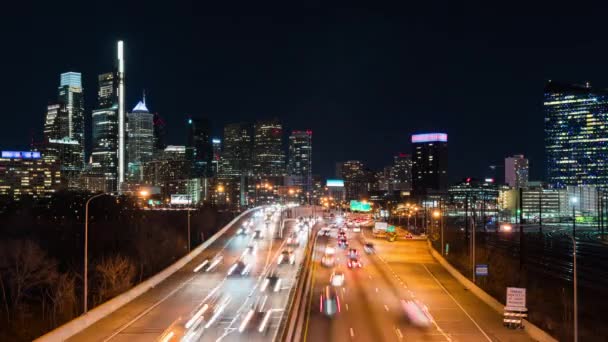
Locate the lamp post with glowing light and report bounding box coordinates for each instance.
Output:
[433,209,444,255]
[83,192,111,314]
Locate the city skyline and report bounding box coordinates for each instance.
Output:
[6,3,608,180]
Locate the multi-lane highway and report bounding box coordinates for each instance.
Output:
[67,206,314,342]
[304,221,534,342]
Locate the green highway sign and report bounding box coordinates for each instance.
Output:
[387,225,395,232]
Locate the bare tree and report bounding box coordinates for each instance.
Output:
[93,255,136,305]
[0,240,57,320]
[45,272,77,327]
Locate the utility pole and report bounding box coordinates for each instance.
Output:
[519,187,524,270]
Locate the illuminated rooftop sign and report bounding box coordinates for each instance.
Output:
[411,133,448,143]
[326,179,344,187]
[1,151,41,159]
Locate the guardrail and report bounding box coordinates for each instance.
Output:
[427,240,558,342]
[35,207,258,342]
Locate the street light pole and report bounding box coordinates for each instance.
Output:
[569,234,578,342]
[571,197,578,237]
[84,192,108,314]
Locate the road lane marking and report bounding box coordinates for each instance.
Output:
[346,303,349,311]
[350,327,355,337]
[422,264,492,342]
[384,304,389,312]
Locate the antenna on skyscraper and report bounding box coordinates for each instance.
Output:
[143,89,146,105]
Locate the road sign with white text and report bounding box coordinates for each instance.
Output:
[506,287,527,310]
[475,264,488,276]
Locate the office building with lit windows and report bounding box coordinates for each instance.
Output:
[544,81,608,189]
[58,72,85,169]
[411,133,448,195]
[391,153,412,192]
[0,151,61,200]
[253,119,286,177]
[220,123,252,177]
[127,97,154,181]
[337,160,367,201]
[91,72,119,192]
[288,130,312,191]
[505,154,529,188]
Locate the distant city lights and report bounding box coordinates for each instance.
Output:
[1,151,41,159]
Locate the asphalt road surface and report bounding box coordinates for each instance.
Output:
[68,206,314,342]
[304,225,534,342]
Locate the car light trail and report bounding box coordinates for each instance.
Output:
[159,331,174,342]
[185,304,208,329]
[258,310,272,332]
[238,309,255,333]
[193,260,209,273]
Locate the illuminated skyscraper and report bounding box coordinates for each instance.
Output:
[411,133,448,195]
[127,95,154,181]
[91,72,118,192]
[117,40,125,192]
[288,130,312,190]
[544,81,608,188]
[220,123,252,177]
[253,119,285,177]
[212,138,221,175]
[505,154,529,188]
[58,72,85,168]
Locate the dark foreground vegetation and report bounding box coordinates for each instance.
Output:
[0,192,234,341]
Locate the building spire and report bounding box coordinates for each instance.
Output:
[143,89,146,105]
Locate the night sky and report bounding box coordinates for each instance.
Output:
[2,1,608,181]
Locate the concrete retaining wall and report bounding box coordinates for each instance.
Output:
[35,208,257,342]
[427,241,558,342]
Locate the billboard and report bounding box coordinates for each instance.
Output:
[1,151,41,159]
[350,200,371,212]
[326,179,344,187]
[171,194,192,205]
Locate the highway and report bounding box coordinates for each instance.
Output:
[304,223,533,342]
[67,206,313,342]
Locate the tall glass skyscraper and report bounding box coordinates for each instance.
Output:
[544,81,608,188]
[186,117,213,178]
[91,72,119,192]
[127,96,154,181]
[58,72,85,168]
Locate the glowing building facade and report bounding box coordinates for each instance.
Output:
[411,133,448,195]
[544,81,608,188]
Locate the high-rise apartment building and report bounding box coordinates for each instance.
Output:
[91,72,119,192]
[253,119,285,177]
[288,130,312,190]
[544,81,608,188]
[44,103,68,141]
[186,117,213,178]
[505,154,529,188]
[220,123,252,177]
[411,133,448,195]
[58,72,85,168]
[127,97,154,181]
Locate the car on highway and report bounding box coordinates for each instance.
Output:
[347,257,362,268]
[244,242,257,256]
[320,286,341,317]
[330,270,345,287]
[286,233,300,246]
[405,233,413,239]
[237,226,251,235]
[239,296,270,334]
[261,272,282,292]
[183,293,232,335]
[364,243,375,254]
[277,249,296,265]
[401,299,433,327]
[337,237,349,248]
[347,248,359,258]
[352,226,361,233]
[201,254,223,272]
[253,229,264,239]
[227,260,251,276]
